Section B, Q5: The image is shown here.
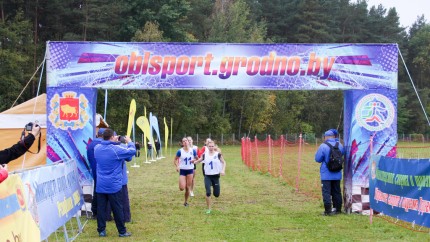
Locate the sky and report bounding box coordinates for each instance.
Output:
[366,0,429,29]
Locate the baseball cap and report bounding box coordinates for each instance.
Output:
[324,130,335,137]
[330,129,338,137]
[97,128,106,136]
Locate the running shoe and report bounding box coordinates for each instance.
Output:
[190,191,194,197]
[206,209,211,214]
[184,202,189,207]
[99,231,107,237]
[119,232,132,237]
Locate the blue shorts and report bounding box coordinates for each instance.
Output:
[180,169,194,176]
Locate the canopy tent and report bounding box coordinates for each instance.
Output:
[0,94,47,171]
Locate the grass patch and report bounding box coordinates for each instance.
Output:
[72,145,428,241]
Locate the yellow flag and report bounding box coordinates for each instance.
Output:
[136,116,151,156]
[164,117,169,151]
[126,99,136,137]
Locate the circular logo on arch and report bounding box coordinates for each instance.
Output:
[355,94,395,131]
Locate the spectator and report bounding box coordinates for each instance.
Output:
[0,124,41,165]
[330,128,340,142]
[314,129,345,216]
[0,164,8,183]
[147,141,152,158]
[94,128,135,237]
[135,142,141,158]
[86,127,105,218]
[154,139,161,158]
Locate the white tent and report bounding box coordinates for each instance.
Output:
[0,94,47,171]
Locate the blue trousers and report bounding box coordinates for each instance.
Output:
[105,185,131,222]
[321,180,342,210]
[97,190,126,234]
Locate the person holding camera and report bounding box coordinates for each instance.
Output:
[0,164,8,183]
[94,128,135,237]
[0,124,41,165]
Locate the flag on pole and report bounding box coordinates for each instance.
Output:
[150,112,161,156]
[164,117,169,152]
[126,99,136,138]
[136,116,151,158]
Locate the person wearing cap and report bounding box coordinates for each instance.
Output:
[94,128,135,237]
[87,127,105,218]
[314,129,345,216]
[330,128,339,142]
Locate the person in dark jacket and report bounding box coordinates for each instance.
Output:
[0,124,41,165]
[315,130,345,216]
[154,139,161,158]
[135,142,141,157]
[94,128,135,237]
[86,128,105,217]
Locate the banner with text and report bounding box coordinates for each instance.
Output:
[19,161,84,240]
[46,42,398,90]
[369,155,430,227]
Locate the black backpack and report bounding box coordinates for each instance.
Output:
[324,141,343,172]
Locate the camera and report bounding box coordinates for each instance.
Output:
[118,135,127,143]
[25,122,39,131]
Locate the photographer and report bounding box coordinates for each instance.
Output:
[0,124,41,165]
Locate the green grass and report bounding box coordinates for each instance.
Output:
[73,145,428,241]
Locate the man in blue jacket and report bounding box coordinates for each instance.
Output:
[315,129,344,216]
[94,128,135,237]
[87,128,105,217]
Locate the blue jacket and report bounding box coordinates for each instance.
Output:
[94,140,136,193]
[87,137,102,179]
[314,138,344,180]
[122,144,133,185]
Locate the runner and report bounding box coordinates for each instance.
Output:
[197,138,212,176]
[187,136,199,197]
[194,140,226,214]
[174,137,198,206]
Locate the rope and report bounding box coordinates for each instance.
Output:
[398,48,430,127]
[20,49,46,169]
[32,54,45,115]
[10,54,47,109]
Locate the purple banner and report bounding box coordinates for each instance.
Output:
[370,155,430,227]
[343,89,397,213]
[47,42,398,90]
[46,87,97,183]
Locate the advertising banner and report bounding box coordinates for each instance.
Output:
[47,42,398,90]
[370,155,430,227]
[19,161,84,240]
[0,174,40,242]
[46,87,97,183]
[343,89,397,212]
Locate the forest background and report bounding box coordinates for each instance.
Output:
[1,0,429,140]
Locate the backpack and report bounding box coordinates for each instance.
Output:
[324,141,343,172]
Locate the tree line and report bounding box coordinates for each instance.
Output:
[1,0,429,139]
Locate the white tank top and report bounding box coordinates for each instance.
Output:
[176,148,195,170]
[203,151,222,175]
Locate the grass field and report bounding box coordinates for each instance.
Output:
[73,145,428,241]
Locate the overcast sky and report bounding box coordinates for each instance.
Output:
[366,0,429,29]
